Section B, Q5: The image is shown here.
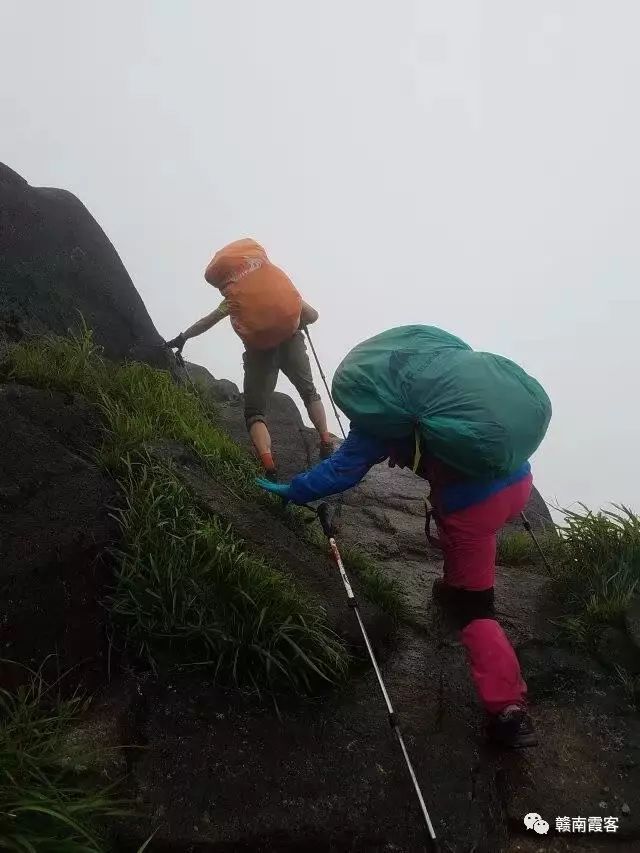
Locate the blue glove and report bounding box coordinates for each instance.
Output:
[255,478,291,501]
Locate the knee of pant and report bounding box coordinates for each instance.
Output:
[451,587,496,629]
[300,389,321,407]
[245,413,266,429]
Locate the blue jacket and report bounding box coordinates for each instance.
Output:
[288,427,531,514]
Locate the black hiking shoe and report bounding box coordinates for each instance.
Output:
[487,706,538,749]
[432,578,456,608]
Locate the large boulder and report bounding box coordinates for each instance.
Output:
[0,162,170,367]
[184,361,240,404]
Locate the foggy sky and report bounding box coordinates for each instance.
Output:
[2,1,639,513]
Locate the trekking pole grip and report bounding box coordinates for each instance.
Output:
[317,502,334,538]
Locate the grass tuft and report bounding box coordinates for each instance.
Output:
[552,504,640,645]
[0,665,126,852]
[4,325,256,486]
[340,546,408,621]
[109,456,348,690]
[498,506,640,649]
[496,529,559,568]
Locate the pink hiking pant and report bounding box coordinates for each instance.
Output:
[434,474,533,714]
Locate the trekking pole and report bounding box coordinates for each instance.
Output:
[520,511,554,576]
[316,502,439,851]
[303,326,347,439]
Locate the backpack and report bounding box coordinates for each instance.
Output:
[205,239,302,350]
[332,325,552,479]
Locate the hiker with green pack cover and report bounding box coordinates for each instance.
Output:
[257,325,552,748]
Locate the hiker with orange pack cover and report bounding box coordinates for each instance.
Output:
[166,239,333,478]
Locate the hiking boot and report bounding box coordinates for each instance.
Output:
[487,705,538,749]
[432,577,456,608]
[263,467,279,483]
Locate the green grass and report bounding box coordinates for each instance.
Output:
[4,324,256,486]
[552,504,640,646]
[498,506,640,648]
[341,546,408,621]
[496,528,559,568]
[3,328,349,692]
[109,456,348,690]
[0,667,126,852]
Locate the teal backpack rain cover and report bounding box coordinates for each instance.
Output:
[332,325,552,479]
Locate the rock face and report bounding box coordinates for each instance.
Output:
[0,383,116,686]
[626,597,640,660]
[184,361,240,404]
[0,384,115,581]
[0,162,169,367]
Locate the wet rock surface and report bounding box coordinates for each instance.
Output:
[0,383,115,687]
[185,361,241,404]
[625,597,640,660]
[107,562,640,852]
[501,641,640,845]
[115,618,508,852]
[107,583,640,852]
[0,383,113,583]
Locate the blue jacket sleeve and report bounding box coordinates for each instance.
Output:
[287,428,388,505]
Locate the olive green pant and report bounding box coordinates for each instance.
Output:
[243,331,320,427]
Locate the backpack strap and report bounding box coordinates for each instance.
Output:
[412,425,422,474]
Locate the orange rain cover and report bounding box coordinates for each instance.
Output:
[205,239,302,350]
